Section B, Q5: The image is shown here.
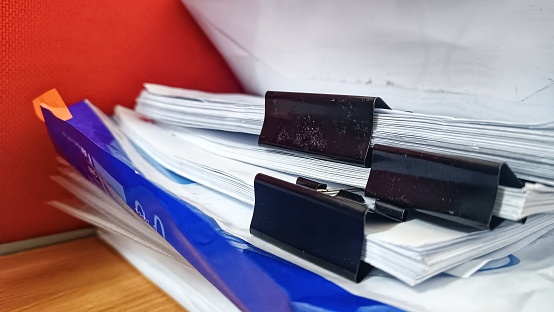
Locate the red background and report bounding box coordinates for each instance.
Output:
[1,0,242,243]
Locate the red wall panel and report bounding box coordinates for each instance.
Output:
[0,0,243,243]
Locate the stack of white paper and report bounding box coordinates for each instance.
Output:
[50,164,554,311]
[371,110,554,185]
[100,103,554,286]
[117,106,554,222]
[159,124,370,188]
[364,214,554,285]
[494,184,554,220]
[117,107,297,205]
[135,84,554,186]
[54,106,554,289]
[136,84,264,134]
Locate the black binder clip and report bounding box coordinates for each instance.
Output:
[259,91,390,167]
[365,144,524,230]
[250,174,405,283]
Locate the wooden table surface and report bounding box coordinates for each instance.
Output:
[0,236,184,311]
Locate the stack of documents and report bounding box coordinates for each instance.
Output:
[136,84,554,185]
[136,84,264,135]
[364,214,554,285]
[41,97,554,311]
[371,111,554,185]
[117,106,554,222]
[50,161,554,311]
[109,104,554,285]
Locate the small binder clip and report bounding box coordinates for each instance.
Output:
[250,174,406,282]
[259,91,390,167]
[365,145,524,230]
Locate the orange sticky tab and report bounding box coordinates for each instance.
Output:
[33,89,72,122]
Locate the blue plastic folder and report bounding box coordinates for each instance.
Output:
[40,99,400,311]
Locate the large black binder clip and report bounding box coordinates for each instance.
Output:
[365,145,524,230]
[259,91,390,167]
[250,174,406,282]
[250,174,372,282]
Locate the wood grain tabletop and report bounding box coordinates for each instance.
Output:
[0,236,184,311]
